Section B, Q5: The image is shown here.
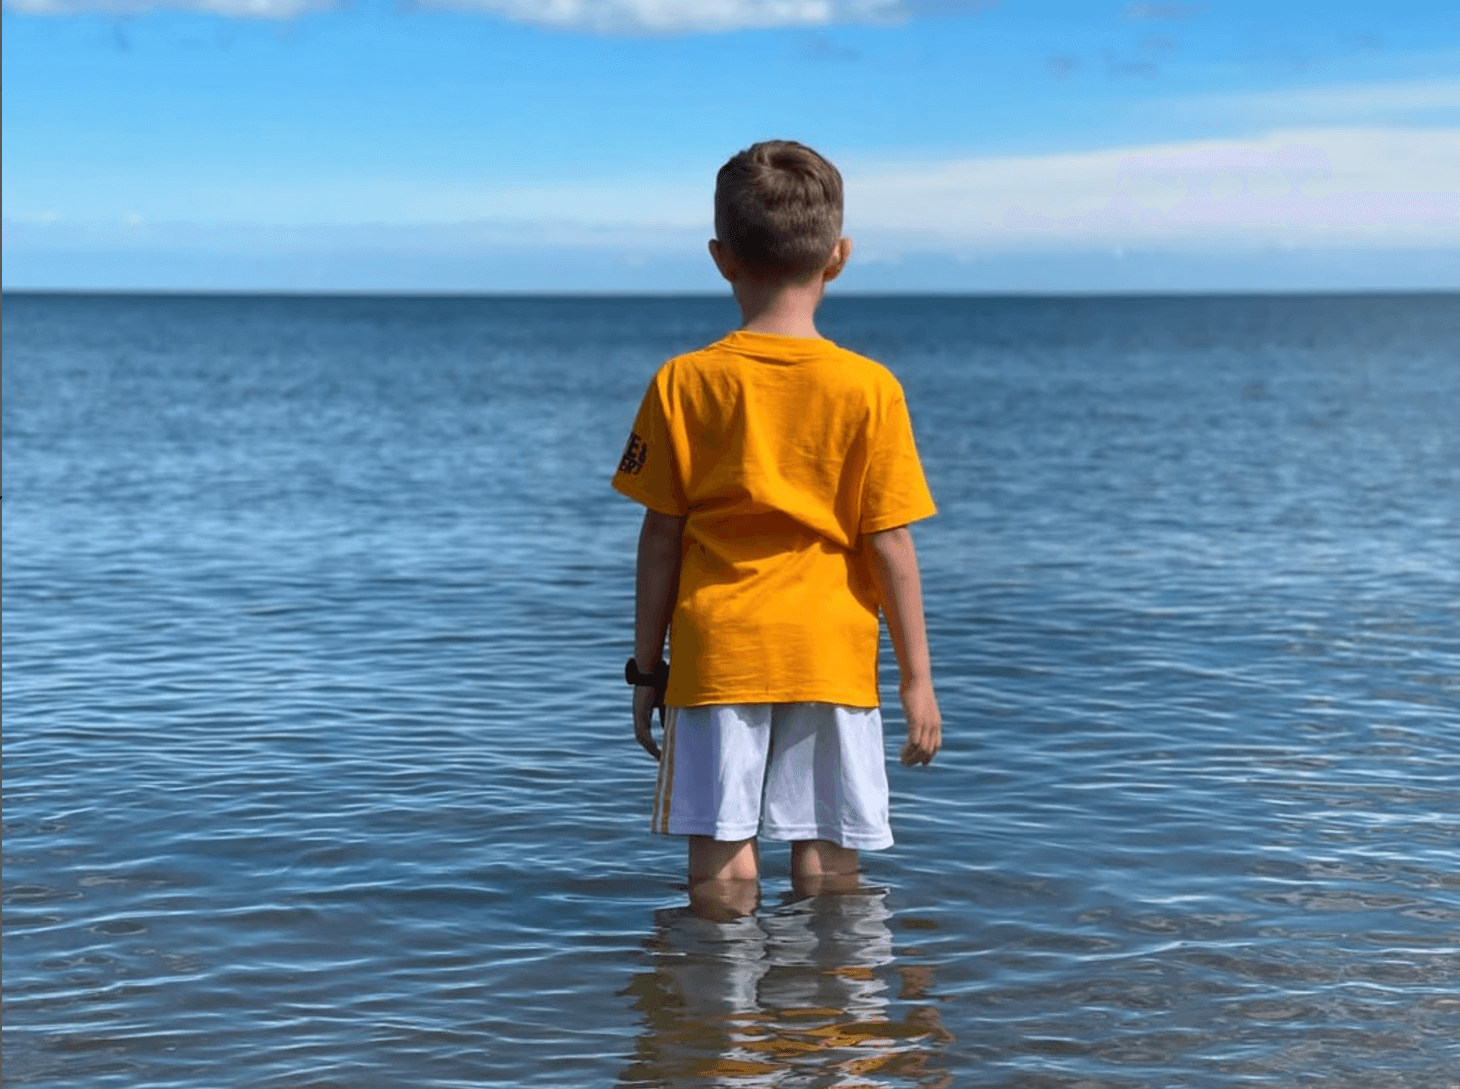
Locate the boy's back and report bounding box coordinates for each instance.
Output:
[617,139,940,915]
[613,328,935,708]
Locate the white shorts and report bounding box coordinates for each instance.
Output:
[650,703,893,851]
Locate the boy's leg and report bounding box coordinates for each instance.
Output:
[791,839,860,898]
[689,835,760,881]
[790,839,858,877]
[689,836,759,920]
[656,705,772,921]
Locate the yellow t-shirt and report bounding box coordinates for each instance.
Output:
[612,329,936,708]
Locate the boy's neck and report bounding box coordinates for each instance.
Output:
[733,276,826,339]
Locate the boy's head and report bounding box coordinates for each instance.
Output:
[714,140,844,282]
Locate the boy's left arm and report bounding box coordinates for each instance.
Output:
[866,524,941,766]
[632,508,686,759]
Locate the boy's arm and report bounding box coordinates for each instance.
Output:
[632,508,686,759]
[866,525,941,766]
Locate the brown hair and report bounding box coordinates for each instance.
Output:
[714,140,844,280]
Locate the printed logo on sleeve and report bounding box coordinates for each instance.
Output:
[618,431,648,476]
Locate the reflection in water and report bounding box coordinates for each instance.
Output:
[620,889,953,1087]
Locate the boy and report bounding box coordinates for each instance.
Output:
[612,140,941,913]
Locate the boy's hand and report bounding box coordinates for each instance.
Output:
[899,678,941,766]
[633,684,662,761]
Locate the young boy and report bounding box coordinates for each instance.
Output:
[613,140,941,912]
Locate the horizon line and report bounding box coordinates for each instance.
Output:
[6,287,1459,300]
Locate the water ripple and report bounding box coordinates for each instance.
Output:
[6,293,1460,1087]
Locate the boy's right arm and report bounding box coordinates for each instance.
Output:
[866,525,941,766]
[632,508,686,759]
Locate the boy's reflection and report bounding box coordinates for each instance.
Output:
[619,885,953,1087]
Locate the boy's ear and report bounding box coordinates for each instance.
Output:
[822,237,853,284]
[708,239,739,283]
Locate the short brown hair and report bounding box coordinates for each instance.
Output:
[714,140,844,280]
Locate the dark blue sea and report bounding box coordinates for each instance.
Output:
[4,292,1459,1088]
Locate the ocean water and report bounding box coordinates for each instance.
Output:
[3,291,1458,1088]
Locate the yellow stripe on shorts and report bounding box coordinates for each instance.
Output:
[651,706,678,834]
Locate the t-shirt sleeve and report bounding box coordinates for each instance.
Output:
[611,374,688,516]
[859,392,937,535]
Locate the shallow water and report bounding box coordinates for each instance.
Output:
[4,292,1459,1087]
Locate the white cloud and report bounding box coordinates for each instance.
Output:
[12,126,1452,257]
[412,0,900,34]
[2,0,907,27]
[1213,76,1460,129]
[5,0,334,16]
[847,127,1460,251]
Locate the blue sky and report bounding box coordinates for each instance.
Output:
[3,0,1458,292]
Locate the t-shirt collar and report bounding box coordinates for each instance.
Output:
[720,328,836,362]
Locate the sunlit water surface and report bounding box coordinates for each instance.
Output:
[4,293,1459,1088]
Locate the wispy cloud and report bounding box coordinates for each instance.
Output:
[1,0,998,29]
[1047,54,1078,78]
[5,0,334,15]
[1122,1,1204,21]
[799,32,862,61]
[1218,76,1460,126]
[903,0,997,16]
[12,124,1452,256]
[20,125,1450,258]
[849,126,1460,250]
[412,0,900,34]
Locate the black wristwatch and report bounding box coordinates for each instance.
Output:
[625,658,670,725]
